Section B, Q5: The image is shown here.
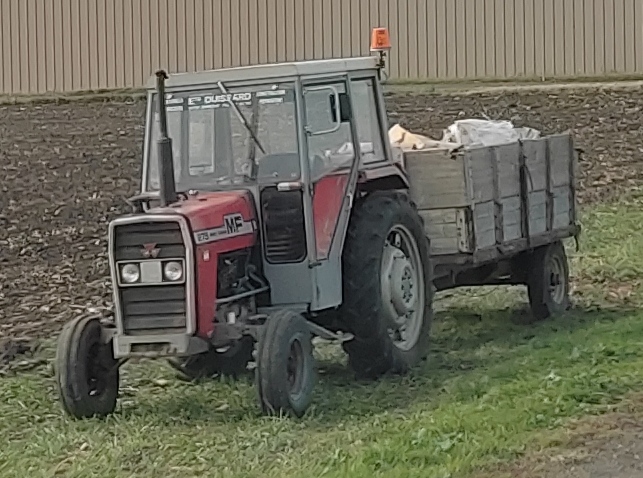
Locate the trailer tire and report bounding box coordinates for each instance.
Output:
[527,241,571,320]
[55,317,119,419]
[256,310,315,418]
[339,191,433,380]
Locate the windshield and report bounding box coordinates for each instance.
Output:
[146,82,299,191]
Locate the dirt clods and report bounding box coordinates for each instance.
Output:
[1,88,642,343]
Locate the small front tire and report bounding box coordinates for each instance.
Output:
[256,310,316,418]
[55,317,119,419]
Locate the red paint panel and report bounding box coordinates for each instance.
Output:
[194,244,218,338]
[312,173,349,260]
[193,229,257,339]
[152,190,257,339]
[171,190,254,231]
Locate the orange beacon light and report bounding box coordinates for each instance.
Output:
[370,27,391,74]
[370,27,392,52]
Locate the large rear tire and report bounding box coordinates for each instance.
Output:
[339,191,433,379]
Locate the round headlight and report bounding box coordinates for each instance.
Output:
[121,263,140,284]
[163,261,183,282]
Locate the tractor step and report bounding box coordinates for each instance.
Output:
[306,321,354,343]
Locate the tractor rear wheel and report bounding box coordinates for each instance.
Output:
[55,317,119,419]
[256,310,315,418]
[339,191,433,380]
[168,336,255,382]
[527,241,571,320]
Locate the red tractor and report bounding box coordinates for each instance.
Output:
[55,31,577,419]
[55,40,434,418]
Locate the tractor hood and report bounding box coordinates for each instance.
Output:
[148,190,257,243]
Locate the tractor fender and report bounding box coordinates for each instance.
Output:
[357,164,410,193]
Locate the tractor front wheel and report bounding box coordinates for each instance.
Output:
[55,317,119,419]
[256,310,316,418]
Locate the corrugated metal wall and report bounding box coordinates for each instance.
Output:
[2,0,642,94]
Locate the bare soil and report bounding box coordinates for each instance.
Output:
[1,88,642,343]
[0,86,642,477]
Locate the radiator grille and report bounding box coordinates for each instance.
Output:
[113,221,185,261]
[112,221,188,333]
[120,285,186,332]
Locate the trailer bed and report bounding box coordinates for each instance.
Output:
[402,133,580,277]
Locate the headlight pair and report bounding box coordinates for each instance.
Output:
[119,261,184,284]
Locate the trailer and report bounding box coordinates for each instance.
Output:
[402,133,579,317]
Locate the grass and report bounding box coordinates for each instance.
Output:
[0,195,641,478]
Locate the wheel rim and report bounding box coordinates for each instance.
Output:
[380,224,425,352]
[548,254,566,305]
[286,339,305,399]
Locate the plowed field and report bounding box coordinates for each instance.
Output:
[1,86,642,342]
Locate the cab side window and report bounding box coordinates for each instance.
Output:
[350,78,386,165]
[305,82,355,179]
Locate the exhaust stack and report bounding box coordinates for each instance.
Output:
[155,70,178,207]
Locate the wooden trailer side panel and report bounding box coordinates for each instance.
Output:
[522,133,576,236]
[522,139,548,236]
[404,149,468,209]
[404,133,577,260]
[417,208,470,255]
[405,146,493,256]
[466,143,523,248]
[404,149,469,256]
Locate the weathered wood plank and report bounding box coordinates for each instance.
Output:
[467,147,495,203]
[418,208,461,255]
[425,221,460,238]
[419,208,457,224]
[522,139,548,191]
[552,184,572,229]
[473,201,495,249]
[501,195,522,241]
[405,149,468,209]
[528,190,547,235]
[495,142,521,197]
[549,134,573,187]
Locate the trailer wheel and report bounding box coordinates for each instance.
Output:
[527,241,571,320]
[55,317,119,419]
[256,310,315,418]
[168,337,254,382]
[339,191,433,380]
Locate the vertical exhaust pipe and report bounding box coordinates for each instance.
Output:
[155,70,178,207]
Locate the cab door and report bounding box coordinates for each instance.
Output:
[301,78,361,310]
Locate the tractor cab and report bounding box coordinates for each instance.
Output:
[140,57,404,312]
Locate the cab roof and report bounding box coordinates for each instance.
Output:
[145,56,380,90]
